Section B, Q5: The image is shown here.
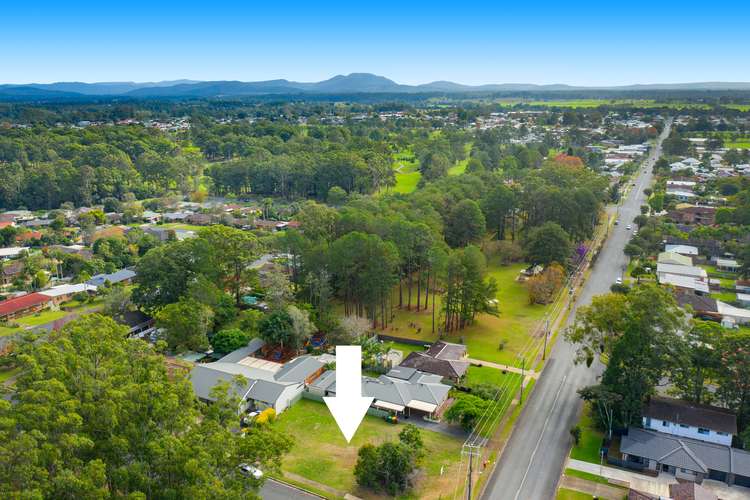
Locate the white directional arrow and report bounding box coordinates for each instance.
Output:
[324,345,374,443]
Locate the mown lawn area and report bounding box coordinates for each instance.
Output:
[564,468,609,485]
[465,364,523,388]
[274,399,464,499]
[387,150,422,195]
[0,366,20,383]
[557,488,594,500]
[159,223,207,232]
[387,341,427,358]
[0,324,21,336]
[380,263,550,366]
[570,405,605,464]
[15,310,68,327]
[711,291,737,302]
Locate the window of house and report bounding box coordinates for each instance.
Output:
[698,428,710,435]
[662,420,669,427]
[679,423,689,428]
[717,431,728,436]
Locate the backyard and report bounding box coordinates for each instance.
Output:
[380,262,550,366]
[273,398,464,499]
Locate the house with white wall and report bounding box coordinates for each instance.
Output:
[642,396,735,446]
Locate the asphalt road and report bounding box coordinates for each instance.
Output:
[482,120,672,500]
[261,479,323,500]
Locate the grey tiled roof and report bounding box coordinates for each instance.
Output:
[274,356,324,383]
[644,397,737,434]
[317,369,450,409]
[216,338,266,363]
[621,427,750,476]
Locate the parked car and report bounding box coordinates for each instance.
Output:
[615,278,623,285]
[614,219,620,225]
[239,463,263,480]
[626,224,632,230]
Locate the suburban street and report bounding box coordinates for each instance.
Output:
[482,119,672,500]
[261,479,322,500]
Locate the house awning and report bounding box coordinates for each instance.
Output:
[374,400,405,412]
[407,400,437,413]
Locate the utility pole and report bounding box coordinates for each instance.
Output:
[542,318,550,361]
[519,357,526,404]
[462,444,481,500]
[467,448,473,500]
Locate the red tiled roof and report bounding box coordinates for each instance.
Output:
[0,293,50,317]
[16,231,42,241]
[0,221,14,229]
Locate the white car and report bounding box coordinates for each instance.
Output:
[615,278,623,285]
[625,224,632,230]
[239,463,264,480]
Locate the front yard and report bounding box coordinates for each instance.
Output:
[273,399,464,499]
[380,263,550,366]
[569,404,605,464]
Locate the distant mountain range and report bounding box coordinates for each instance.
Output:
[2,73,750,99]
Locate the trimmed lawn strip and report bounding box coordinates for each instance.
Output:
[0,367,20,383]
[557,488,594,500]
[16,310,68,327]
[570,405,605,464]
[564,468,610,486]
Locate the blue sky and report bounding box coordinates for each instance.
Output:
[4,1,750,85]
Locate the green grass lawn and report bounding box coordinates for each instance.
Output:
[159,223,207,232]
[564,468,610,485]
[465,364,523,388]
[387,341,427,358]
[0,366,20,383]
[387,149,422,195]
[381,263,550,366]
[274,399,464,499]
[0,325,21,336]
[726,140,750,149]
[447,158,468,176]
[570,405,605,464]
[711,291,737,302]
[15,309,68,327]
[557,488,594,500]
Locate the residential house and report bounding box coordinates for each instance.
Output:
[38,283,98,305]
[714,258,740,273]
[642,396,736,446]
[658,251,692,267]
[665,244,699,256]
[16,231,43,244]
[667,189,698,202]
[660,273,710,295]
[398,341,469,384]
[0,247,28,260]
[0,292,52,321]
[310,366,452,420]
[1,260,23,285]
[621,427,750,486]
[86,269,136,287]
[668,206,716,226]
[189,341,324,415]
[656,263,707,282]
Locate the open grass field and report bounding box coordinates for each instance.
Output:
[570,404,605,464]
[380,263,550,366]
[0,325,20,336]
[386,149,422,195]
[0,366,20,383]
[492,99,712,110]
[447,142,473,176]
[274,399,464,499]
[725,104,750,112]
